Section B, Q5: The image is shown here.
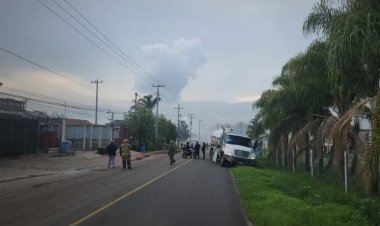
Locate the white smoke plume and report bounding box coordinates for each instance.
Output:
[137,37,206,99]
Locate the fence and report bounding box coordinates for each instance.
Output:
[0,113,114,155]
[269,144,373,194]
[65,125,112,151]
[0,113,38,156]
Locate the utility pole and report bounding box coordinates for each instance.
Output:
[188,114,194,145]
[107,110,114,139]
[199,120,202,141]
[64,100,67,118]
[134,92,139,109]
[152,84,164,150]
[91,79,103,125]
[175,104,183,148]
[107,110,114,123]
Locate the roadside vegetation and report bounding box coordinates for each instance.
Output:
[232,163,380,226]
[123,94,189,151]
[247,0,380,195]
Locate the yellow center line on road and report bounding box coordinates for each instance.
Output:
[69,159,192,226]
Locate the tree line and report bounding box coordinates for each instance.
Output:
[124,94,189,151]
[247,0,380,195]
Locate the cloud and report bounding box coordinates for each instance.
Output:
[137,37,206,99]
[232,95,261,103]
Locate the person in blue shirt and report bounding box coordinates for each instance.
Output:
[106,140,118,168]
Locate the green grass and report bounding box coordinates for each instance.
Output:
[232,165,380,226]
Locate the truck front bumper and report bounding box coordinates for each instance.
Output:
[223,154,256,165]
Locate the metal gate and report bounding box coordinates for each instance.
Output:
[0,113,38,156]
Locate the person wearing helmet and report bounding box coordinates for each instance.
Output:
[119,139,132,169]
[168,140,176,165]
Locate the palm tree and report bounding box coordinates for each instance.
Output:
[254,40,331,170]
[303,0,380,194]
[246,113,265,140]
[304,0,380,107]
[138,95,160,111]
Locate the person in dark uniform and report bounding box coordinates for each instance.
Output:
[168,140,176,165]
[106,140,118,168]
[201,142,206,159]
[185,142,191,158]
[194,141,201,159]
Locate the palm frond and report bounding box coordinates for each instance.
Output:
[287,119,321,167]
[331,96,376,175]
[303,0,345,37]
[288,119,320,149]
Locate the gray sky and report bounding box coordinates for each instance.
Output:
[0,0,318,137]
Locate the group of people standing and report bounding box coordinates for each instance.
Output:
[182,141,208,159]
[193,141,207,159]
[107,139,177,168]
[106,139,132,170]
[106,139,210,169]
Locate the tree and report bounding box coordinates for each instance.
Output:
[303,0,380,194]
[246,114,265,140]
[158,116,177,146]
[125,100,178,151]
[304,0,380,111]
[177,120,190,142]
[138,95,160,111]
[124,107,155,151]
[254,40,331,169]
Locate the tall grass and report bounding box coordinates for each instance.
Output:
[232,165,380,226]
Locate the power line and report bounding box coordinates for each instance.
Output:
[43,0,181,107]
[57,0,183,108]
[0,89,126,123]
[62,0,157,83]
[0,91,97,111]
[0,86,94,109]
[0,47,127,105]
[0,47,91,91]
[2,0,181,119]
[38,0,155,86]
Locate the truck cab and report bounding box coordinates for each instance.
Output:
[219,133,263,167]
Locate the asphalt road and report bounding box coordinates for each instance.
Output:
[0,154,248,226]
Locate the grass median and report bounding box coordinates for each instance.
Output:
[232,165,380,226]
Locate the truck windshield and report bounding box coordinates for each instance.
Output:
[225,135,252,147]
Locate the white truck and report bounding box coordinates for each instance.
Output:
[210,126,263,166]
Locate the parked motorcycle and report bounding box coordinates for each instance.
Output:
[182,148,195,159]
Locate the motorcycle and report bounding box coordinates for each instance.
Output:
[182,147,195,159]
